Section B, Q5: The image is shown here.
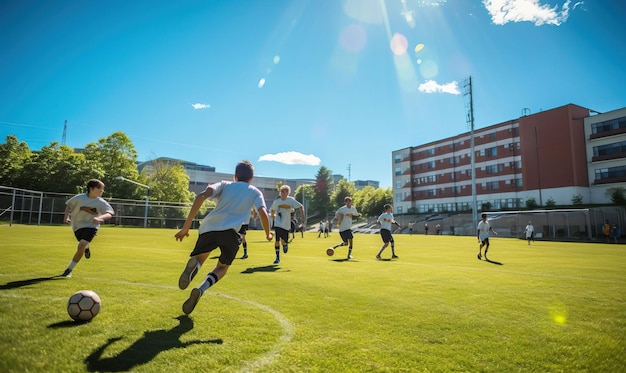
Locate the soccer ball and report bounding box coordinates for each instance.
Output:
[67,290,101,322]
[326,247,335,256]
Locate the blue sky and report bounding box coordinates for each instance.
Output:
[1,0,624,188]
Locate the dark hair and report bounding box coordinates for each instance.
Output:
[384,204,392,210]
[235,160,254,182]
[86,179,104,191]
[481,213,487,218]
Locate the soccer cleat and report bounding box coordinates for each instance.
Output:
[376,255,382,260]
[392,255,399,259]
[179,257,199,290]
[283,245,288,254]
[347,255,353,259]
[477,253,482,260]
[182,288,202,315]
[61,269,72,278]
[241,254,248,259]
[273,258,280,265]
[84,248,91,259]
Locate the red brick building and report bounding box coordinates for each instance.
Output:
[392,104,593,215]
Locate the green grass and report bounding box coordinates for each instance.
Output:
[0,224,624,372]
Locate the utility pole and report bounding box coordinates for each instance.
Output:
[61,120,67,145]
[347,164,351,182]
[463,76,478,230]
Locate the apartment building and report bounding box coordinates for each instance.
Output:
[392,104,595,215]
[584,107,626,203]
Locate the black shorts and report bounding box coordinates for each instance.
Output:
[340,230,353,243]
[74,228,97,242]
[275,227,290,243]
[238,224,249,235]
[190,230,241,266]
[380,229,393,243]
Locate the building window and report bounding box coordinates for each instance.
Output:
[595,165,626,181]
[396,193,402,202]
[593,141,626,157]
[427,189,436,197]
[486,164,503,174]
[485,146,498,157]
[591,117,626,134]
[394,155,402,164]
[395,167,401,176]
[427,148,435,156]
[427,161,435,169]
[486,181,499,190]
[490,132,497,140]
[396,181,402,189]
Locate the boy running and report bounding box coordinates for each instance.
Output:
[376,204,400,260]
[477,213,497,260]
[269,185,305,265]
[331,196,360,259]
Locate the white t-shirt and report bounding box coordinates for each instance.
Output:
[199,181,266,234]
[477,220,492,241]
[336,205,359,232]
[269,196,303,230]
[525,224,534,238]
[377,212,394,231]
[66,193,115,231]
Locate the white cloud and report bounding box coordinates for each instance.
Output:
[192,103,210,110]
[418,80,460,95]
[482,0,582,26]
[258,151,321,166]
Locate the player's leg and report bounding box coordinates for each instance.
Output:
[62,229,96,277]
[390,235,398,259]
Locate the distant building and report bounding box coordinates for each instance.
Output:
[137,158,314,202]
[584,107,626,203]
[391,103,625,215]
[354,180,380,190]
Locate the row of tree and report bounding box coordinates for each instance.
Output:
[0,133,393,221]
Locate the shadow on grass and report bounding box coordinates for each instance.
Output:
[0,276,63,290]
[485,258,503,265]
[241,265,286,274]
[331,258,357,262]
[84,315,222,372]
[48,320,91,328]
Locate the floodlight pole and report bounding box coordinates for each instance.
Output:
[116,176,150,228]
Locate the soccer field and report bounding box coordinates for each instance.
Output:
[0,224,624,372]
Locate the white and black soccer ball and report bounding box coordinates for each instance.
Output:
[67,290,101,322]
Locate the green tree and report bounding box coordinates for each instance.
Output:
[144,160,195,203]
[294,184,315,220]
[14,142,100,193]
[525,197,538,209]
[83,131,141,199]
[0,135,32,186]
[354,186,392,217]
[571,193,584,205]
[312,166,333,219]
[545,198,556,208]
[606,187,626,206]
[332,179,357,210]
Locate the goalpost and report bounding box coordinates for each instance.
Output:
[0,186,44,226]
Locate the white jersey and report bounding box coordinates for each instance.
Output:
[525,224,534,238]
[477,220,492,241]
[269,196,303,230]
[66,193,115,231]
[377,212,394,231]
[199,181,266,235]
[336,205,359,232]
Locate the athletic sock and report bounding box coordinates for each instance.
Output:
[348,247,353,257]
[68,261,78,270]
[275,246,280,258]
[377,246,385,256]
[198,272,219,293]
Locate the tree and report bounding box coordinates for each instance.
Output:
[606,187,626,206]
[144,160,194,203]
[571,193,584,205]
[83,131,141,199]
[0,135,31,186]
[332,179,357,211]
[14,142,100,193]
[294,184,315,220]
[525,197,539,209]
[354,186,392,217]
[312,166,334,219]
[545,198,556,208]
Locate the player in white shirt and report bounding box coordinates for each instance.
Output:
[524,221,535,245]
[331,196,360,259]
[376,204,401,260]
[269,185,305,265]
[477,213,497,260]
[61,179,114,278]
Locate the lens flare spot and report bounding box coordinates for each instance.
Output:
[419,59,438,79]
[258,78,266,89]
[273,55,280,64]
[414,43,424,53]
[549,305,568,325]
[390,33,408,56]
[339,23,367,53]
[416,58,422,64]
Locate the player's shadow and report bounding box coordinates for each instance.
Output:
[84,315,222,372]
[0,276,61,290]
[241,265,282,274]
[485,258,503,266]
[331,258,355,262]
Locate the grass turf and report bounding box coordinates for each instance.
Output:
[0,224,624,372]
